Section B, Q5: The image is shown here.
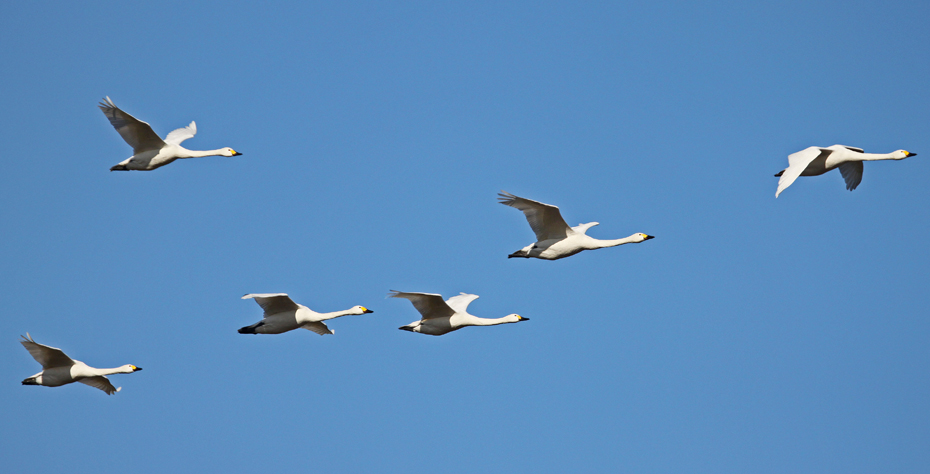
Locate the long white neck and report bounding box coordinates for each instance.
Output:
[89,365,132,376]
[851,152,899,162]
[465,315,513,327]
[177,147,228,159]
[315,308,359,321]
[588,234,641,249]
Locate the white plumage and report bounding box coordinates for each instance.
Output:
[499,191,654,260]
[99,97,242,171]
[238,293,373,336]
[390,291,528,336]
[19,334,141,395]
[774,145,916,197]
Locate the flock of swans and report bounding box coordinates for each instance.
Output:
[18,97,917,394]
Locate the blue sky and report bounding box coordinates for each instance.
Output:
[1,1,928,472]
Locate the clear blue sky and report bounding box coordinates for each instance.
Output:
[1,1,928,472]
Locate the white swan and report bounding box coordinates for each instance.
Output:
[390,291,528,336]
[238,293,373,335]
[775,145,916,197]
[498,191,654,260]
[98,96,242,171]
[20,334,141,395]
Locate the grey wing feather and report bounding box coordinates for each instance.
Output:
[20,334,75,369]
[843,146,865,153]
[98,97,165,154]
[79,376,120,395]
[388,291,455,319]
[302,321,334,335]
[838,162,863,190]
[242,293,300,315]
[498,191,573,241]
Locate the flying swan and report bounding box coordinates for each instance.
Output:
[20,333,141,395]
[238,293,373,336]
[390,291,528,336]
[98,96,242,171]
[498,191,654,260]
[775,145,916,197]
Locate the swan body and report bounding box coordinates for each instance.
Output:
[498,191,654,260]
[19,334,141,395]
[390,291,528,336]
[238,293,372,336]
[98,97,241,171]
[774,145,916,197]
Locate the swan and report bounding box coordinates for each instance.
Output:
[389,291,528,336]
[19,334,141,395]
[498,191,654,260]
[775,145,916,197]
[98,96,242,171]
[238,293,373,335]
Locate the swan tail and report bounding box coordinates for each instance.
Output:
[22,376,38,385]
[238,322,262,334]
[110,164,129,171]
[774,170,784,177]
[508,250,528,259]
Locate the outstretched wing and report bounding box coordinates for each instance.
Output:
[98,97,165,154]
[242,293,300,315]
[164,121,197,145]
[388,291,455,319]
[445,293,479,313]
[302,321,334,335]
[776,147,832,198]
[498,191,573,241]
[20,334,74,369]
[838,162,863,191]
[79,376,120,395]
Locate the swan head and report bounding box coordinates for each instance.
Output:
[221,148,243,157]
[895,150,916,160]
[121,364,143,373]
[635,233,655,243]
[350,306,374,315]
[506,314,529,323]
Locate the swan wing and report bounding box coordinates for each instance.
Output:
[776,147,832,198]
[20,334,74,369]
[242,293,300,315]
[838,161,863,191]
[388,291,455,319]
[164,121,197,145]
[98,97,165,154]
[302,321,334,335]
[498,191,573,241]
[79,376,120,395]
[445,293,479,313]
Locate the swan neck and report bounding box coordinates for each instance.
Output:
[591,236,637,249]
[852,152,897,162]
[468,316,511,326]
[316,309,356,321]
[91,366,129,376]
[178,148,226,159]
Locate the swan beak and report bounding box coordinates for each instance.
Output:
[905,151,916,157]
[643,235,655,240]
[363,308,374,313]
[131,366,142,372]
[232,150,243,156]
[518,315,529,321]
